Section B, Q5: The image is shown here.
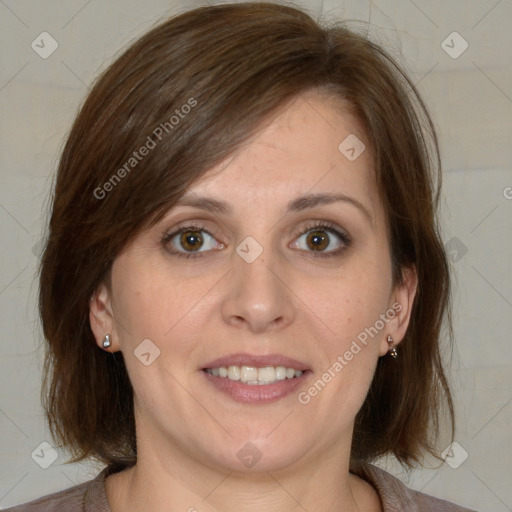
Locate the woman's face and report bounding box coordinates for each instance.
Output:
[91,92,416,474]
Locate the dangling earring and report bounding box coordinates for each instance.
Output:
[386,335,398,359]
[102,334,112,349]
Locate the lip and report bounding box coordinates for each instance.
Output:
[202,370,311,404]
[201,352,310,371]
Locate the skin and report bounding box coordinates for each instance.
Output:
[90,91,417,512]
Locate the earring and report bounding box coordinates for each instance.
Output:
[386,335,398,359]
[102,334,111,349]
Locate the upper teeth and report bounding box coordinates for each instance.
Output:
[205,365,303,385]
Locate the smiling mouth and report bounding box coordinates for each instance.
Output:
[203,365,307,385]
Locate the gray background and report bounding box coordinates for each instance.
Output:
[1,0,511,510]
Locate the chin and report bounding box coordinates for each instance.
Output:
[197,434,311,474]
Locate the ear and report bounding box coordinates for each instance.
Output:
[89,281,119,352]
[379,265,418,356]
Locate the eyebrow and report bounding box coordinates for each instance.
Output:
[175,192,373,225]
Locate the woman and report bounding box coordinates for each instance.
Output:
[6,2,477,511]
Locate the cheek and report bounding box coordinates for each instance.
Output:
[299,274,388,425]
[111,254,213,344]
[298,252,392,408]
[109,258,205,404]
[308,263,392,343]
[109,255,225,398]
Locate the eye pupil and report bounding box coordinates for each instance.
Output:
[307,230,328,251]
[180,231,203,251]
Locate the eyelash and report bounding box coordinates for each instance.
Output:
[292,221,351,259]
[162,221,352,260]
[162,224,218,260]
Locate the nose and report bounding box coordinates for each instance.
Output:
[221,250,296,334]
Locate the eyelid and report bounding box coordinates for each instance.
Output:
[162,219,352,259]
[163,222,217,241]
[293,220,351,243]
[291,220,352,257]
[162,222,223,259]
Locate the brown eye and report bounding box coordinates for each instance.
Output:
[291,223,351,258]
[179,230,203,251]
[306,230,329,251]
[164,225,221,258]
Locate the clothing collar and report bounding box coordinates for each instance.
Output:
[85,461,419,512]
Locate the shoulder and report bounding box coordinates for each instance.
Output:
[2,482,90,512]
[355,461,478,512]
[2,469,110,512]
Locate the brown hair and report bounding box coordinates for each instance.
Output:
[40,1,454,471]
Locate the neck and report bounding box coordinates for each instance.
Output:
[105,435,380,512]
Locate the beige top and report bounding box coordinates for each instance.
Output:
[4,461,477,511]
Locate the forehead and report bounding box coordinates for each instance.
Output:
[183,92,380,219]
